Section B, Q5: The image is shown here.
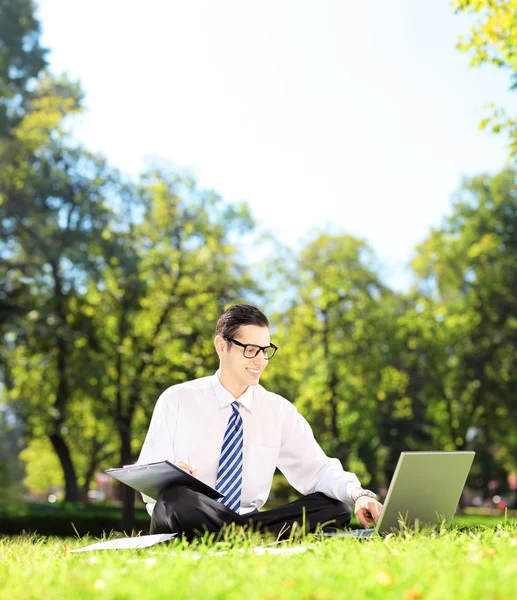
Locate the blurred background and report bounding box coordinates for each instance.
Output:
[1,0,517,535]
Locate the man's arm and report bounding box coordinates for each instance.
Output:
[276,401,360,504]
[137,391,177,514]
[276,400,383,526]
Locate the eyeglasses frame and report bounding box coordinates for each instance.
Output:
[223,336,278,360]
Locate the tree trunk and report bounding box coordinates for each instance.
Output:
[50,262,80,501]
[49,432,80,501]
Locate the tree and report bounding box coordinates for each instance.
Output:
[264,232,425,491]
[81,167,258,530]
[0,0,48,136]
[412,168,517,496]
[0,0,49,409]
[0,74,115,501]
[453,0,517,159]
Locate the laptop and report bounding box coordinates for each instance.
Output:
[325,451,475,538]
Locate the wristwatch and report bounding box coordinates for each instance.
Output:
[352,489,377,504]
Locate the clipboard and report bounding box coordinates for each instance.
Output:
[106,460,224,502]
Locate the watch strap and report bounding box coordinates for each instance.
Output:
[352,489,377,503]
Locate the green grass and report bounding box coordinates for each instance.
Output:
[2,520,517,599]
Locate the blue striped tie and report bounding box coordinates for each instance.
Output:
[216,401,243,513]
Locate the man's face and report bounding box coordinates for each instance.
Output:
[219,325,271,387]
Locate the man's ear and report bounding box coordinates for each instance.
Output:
[214,335,226,358]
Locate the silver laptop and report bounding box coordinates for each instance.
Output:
[326,451,475,538]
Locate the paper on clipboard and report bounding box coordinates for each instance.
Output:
[70,533,176,552]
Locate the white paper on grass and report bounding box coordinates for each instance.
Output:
[188,545,313,560]
[70,533,177,552]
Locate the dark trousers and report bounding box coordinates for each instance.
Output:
[150,486,352,540]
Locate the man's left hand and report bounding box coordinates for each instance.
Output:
[354,496,383,528]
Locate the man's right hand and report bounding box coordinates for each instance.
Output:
[175,460,199,478]
[354,496,383,528]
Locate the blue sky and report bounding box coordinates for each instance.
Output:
[36,0,514,289]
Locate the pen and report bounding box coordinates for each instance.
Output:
[185,455,193,475]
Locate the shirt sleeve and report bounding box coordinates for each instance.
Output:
[276,401,361,504]
[136,390,178,515]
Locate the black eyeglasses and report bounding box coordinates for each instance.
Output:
[224,336,278,360]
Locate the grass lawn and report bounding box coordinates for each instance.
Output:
[2,518,517,599]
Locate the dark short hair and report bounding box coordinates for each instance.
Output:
[215,304,270,340]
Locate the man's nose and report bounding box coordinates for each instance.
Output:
[252,351,267,366]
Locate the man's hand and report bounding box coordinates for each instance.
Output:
[175,460,199,478]
[354,496,383,528]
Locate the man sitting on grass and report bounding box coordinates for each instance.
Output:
[138,304,383,539]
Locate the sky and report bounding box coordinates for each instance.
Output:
[35,0,514,290]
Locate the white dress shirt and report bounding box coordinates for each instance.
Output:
[137,372,361,516]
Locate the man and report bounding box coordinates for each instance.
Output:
[138,304,383,539]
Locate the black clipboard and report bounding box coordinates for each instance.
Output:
[106,460,224,502]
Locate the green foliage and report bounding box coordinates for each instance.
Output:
[19,438,65,495]
[3,0,517,515]
[81,166,260,469]
[412,168,517,491]
[264,232,424,490]
[0,70,117,500]
[0,0,48,135]
[0,9,261,505]
[264,167,517,496]
[453,0,517,158]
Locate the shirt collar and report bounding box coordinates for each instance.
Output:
[211,371,253,412]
